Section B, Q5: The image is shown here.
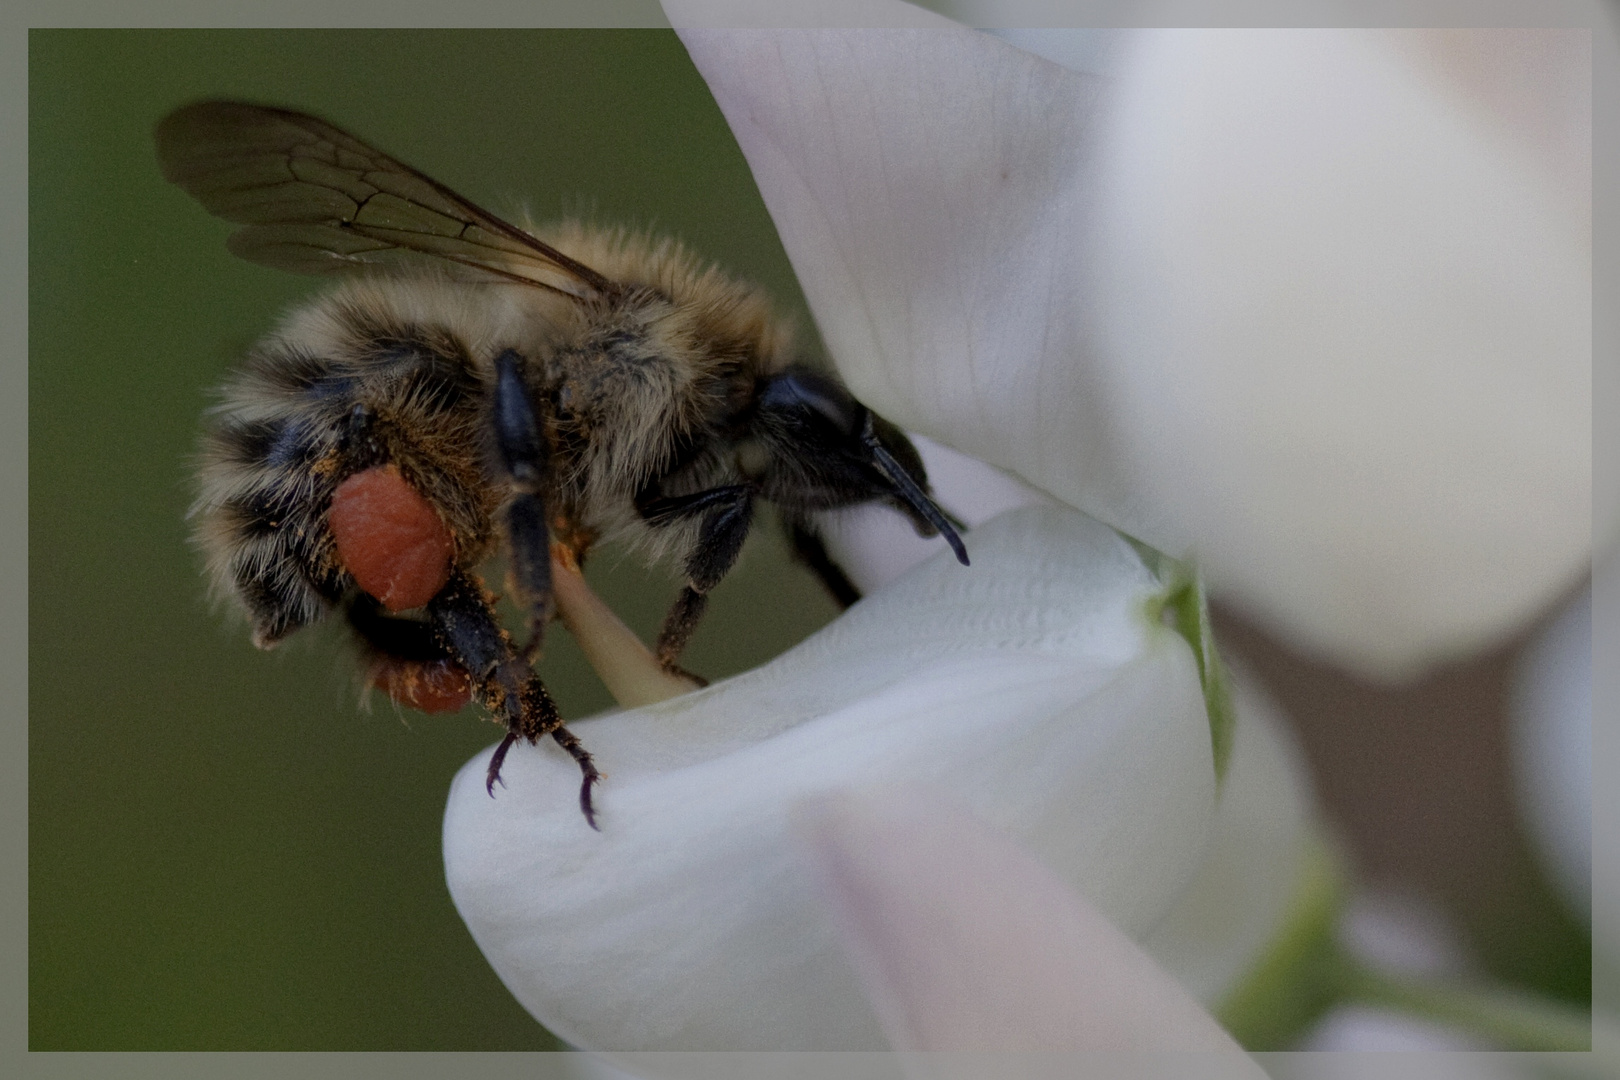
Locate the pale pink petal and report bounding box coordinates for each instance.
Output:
[794,784,1262,1067]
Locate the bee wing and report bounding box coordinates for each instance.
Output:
[155,100,614,301]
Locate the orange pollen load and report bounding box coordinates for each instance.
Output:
[328,464,455,612]
[372,657,473,714]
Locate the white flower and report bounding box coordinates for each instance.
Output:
[1512,580,1593,928]
[672,13,1592,680]
[445,503,1223,1049]
[1138,674,1321,1012]
[443,8,1592,1055]
[1598,542,1620,1006]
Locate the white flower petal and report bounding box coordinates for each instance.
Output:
[1591,541,1620,980]
[443,506,1217,1049]
[1338,891,1471,981]
[1140,673,1320,1007]
[675,20,1592,678]
[794,784,1261,1060]
[988,27,1128,78]
[1294,1006,1494,1053]
[673,22,1107,491]
[1085,29,1591,679]
[1511,582,1593,925]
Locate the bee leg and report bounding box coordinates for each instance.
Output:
[784,518,862,610]
[506,491,550,663]
[341,402,386,468]
[346,592,440,659]
[428,569,601,829]
[655,588,711,682]
[490,349,554,660]
[345,593,474,714]
[639,485,756,673]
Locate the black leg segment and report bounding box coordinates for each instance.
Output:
[490,349,554,646]
[786,520,862,610]
[504,491,552,645]
[347,592,450,661]
[491,349,545,485]
[655,587,711,674]
[427,569,600,828]
[640,484,756,669]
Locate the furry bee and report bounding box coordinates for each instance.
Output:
[157,101,967,828]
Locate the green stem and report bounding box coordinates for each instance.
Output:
[1343,962,1592,1052]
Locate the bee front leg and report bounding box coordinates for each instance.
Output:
[490,349,554,660]
[638,484,755,675]
[783,517,862,610]
[428,570,601,828]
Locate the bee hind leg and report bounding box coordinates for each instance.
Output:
[544,722,602,827]
[428,569,601,829]
[345,593,475,714]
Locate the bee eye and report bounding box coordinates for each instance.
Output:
[758,370,863,437]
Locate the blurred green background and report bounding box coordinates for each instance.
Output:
[29,28,842,1050]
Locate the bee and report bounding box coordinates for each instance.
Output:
[156,101,968,829]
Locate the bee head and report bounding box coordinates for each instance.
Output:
[752,368,969,565]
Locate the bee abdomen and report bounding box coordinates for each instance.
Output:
[198,402,349,649]
[210,416,328,470]
[235,558,328,648]
[196,321,489,649]
[218,484,345,648]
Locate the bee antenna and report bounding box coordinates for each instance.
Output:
[860,415,970,567]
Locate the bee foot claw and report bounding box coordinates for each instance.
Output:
[580,774,601,831]
[486,731,519,796]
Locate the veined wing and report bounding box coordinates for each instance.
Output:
[155,100,614,301]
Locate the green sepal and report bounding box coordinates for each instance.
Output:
[1129,537,1236,787]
